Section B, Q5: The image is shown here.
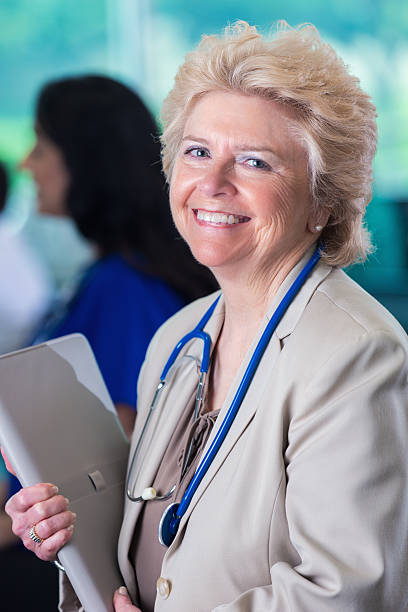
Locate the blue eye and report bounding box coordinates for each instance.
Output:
[246,158,270,170]
[184,146,209,158]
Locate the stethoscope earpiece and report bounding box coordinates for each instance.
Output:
[141,487,157,500]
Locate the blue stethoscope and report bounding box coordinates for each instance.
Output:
[126,245,322,547]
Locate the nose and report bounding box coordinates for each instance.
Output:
[197,161,237,199]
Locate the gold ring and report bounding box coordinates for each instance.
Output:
[28,524,43,544]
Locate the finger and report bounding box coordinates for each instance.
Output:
[5,483,59,515]
[0,447,16,476]
[32,509,77,541]
[27,495,71,529]
[113,587,141,611]
[34,525,75,562]
[9,493,69,547]
[10,494,69,539]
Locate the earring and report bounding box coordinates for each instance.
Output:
[314,225,323,232]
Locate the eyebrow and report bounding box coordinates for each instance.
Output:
[181,135,283,158]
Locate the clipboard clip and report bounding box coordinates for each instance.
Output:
[88,470,106,492]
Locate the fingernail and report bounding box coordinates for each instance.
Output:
[67,525,74,532]
[71,512,77,520]
[119,586,127,595]
[64,497,70,505]
[51,486,59,494]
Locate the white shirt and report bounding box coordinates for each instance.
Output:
[0,217,51,354]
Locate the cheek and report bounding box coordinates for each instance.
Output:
[253,179,310,245]
[40,159,65,190]
[169,182,186,237]
[265,175,310,222]
[169,183,180,220]
[169,163,181,206]
[252,178,295,224]
[169,165,191,216]
[40,164,70,215]
[53,169,70,208]
[30,162,45,185]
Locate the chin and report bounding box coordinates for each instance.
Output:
[188,242,236,270]
[37,200,66,217]
[37,197,51,215]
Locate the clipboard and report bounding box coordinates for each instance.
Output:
[0,333,130,612]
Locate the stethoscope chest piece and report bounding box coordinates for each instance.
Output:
[158,502,180,547]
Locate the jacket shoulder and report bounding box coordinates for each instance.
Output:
[312,268,407,341]
[283,268,408,388]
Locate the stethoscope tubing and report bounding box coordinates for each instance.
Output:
[127,244,322,546]
[175,245,322,519]
[160,296,220,380]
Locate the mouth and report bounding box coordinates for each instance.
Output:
[193,209,250,226]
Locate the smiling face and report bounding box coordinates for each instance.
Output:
[20,127,70,216]
[169,91,318,286]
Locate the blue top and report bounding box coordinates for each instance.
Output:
[41,254,184,408]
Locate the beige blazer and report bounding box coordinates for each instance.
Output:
[61,253,408,611]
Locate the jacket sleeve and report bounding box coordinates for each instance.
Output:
[58,571,84,612]
[213,330,408,611]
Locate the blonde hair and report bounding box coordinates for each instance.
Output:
[161,21,378,267]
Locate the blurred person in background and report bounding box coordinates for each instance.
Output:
[0,74,216,612]
[20,75,217,439]
[0,161,51,354]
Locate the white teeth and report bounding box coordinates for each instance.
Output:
[196,210,244,225]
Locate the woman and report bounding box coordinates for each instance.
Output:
[6,22,408,611]
[20,75,217,437]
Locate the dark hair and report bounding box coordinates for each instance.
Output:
[35,75,217,300]
[0,161,8,212]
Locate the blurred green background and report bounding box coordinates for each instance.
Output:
[0,0,407,325]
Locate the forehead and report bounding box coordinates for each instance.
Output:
[183,90,305,159]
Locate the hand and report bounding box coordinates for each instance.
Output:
[113,587,142,611]
[5,483,76,561]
